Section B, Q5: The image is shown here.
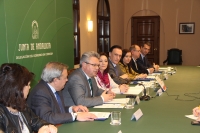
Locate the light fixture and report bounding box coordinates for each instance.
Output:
[88,20,93,32]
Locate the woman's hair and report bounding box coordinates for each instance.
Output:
[41,62,68,83]
[120,49,133,74]
[99,52,109,73]
[0,63,34,111]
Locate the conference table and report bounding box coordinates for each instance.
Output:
[58,66,200,133]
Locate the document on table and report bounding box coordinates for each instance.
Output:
[124,86,143,95]
[90,112,110,120]
[159,67,168,70]
[104,98,129,104]
[93,104,125,108]
[185,115,198,120]
[146,75,156,79]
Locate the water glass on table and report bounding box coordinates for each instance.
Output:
[110,111,121,125]
[125,98,134,109]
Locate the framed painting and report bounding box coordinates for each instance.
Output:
[179,22,195,34]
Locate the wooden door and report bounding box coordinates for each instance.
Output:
[131,16,160,65]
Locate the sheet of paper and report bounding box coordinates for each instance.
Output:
[90,112,111,120]
[159,67,168,70]
[104,98,129,104]
[93,104,125,108]
[185,115,198,120]
[110,88,121,94]
[146,75,156,79]
[124,86,143,95]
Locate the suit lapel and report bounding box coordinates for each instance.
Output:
[40,80,64,112]
[78,68,93,97]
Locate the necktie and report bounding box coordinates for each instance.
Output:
[134,60,138,70]
[55,92,65,113]
[88,78,93,97]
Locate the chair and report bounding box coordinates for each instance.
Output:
[163,48,182,65]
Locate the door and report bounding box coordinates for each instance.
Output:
[131,16,160,65]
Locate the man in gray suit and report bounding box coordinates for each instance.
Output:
[63,51,115,107]
[108,45,129,84]
[27,62,97,124]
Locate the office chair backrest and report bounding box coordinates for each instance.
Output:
[163,48,182,65]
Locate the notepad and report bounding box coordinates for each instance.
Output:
[133,78,154,81]
[93,104,125,109]
[104,98,129,104]
[90,112,111,120]
[124,86,143,95]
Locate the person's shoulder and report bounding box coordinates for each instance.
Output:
[118,62,123,66]
[0,104,7,117]
[32,80,47,91]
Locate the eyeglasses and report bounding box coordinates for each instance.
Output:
[85,62,100,68]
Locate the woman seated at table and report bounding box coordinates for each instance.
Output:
[0,63,57,133]
[95,53,129,94]
[119,49,147,81]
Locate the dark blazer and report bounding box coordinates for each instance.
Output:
[108,59,128,84]
[137,54,153,70]
[130,58,148,74]
[62,68,104,107]
[27,80,73,124]
[0,104,48,133]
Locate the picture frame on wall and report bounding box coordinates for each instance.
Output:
[179,22,195,34]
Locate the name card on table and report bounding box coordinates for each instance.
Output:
[131,108,143,121]
[155,76,167,92]
[135,96,140,105]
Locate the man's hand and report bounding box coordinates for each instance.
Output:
[148,68,154,74]
[77,112,97,121]
[101,89,115,102]
[153,63,160,71]
[119,84,129,93]
[72,105,89,112]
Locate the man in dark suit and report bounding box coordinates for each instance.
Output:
[27,62,97,124]
[136,42,159,74]
[108,45,129,84]
[63,51,115,107]
[129,44,149,74]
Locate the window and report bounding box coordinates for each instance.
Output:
[97,0,110,53]
[73,0,80,64]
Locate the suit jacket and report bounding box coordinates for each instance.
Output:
[108,59,128,84]
[62,68,104,107]
[27,80,73,125]
[130,58,148,74]
[137,54,153,69]
[118,62,138,80]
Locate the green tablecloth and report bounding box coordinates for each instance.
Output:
[58,66,200,133]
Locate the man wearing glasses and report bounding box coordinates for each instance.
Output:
[130,44,149,74]
[63,51,115,107]
[137,42,159,74]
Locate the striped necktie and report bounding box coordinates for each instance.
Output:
[134,60,138,70]
[88,78,93,97]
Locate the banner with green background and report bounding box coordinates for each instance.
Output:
[0,0,74,86]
